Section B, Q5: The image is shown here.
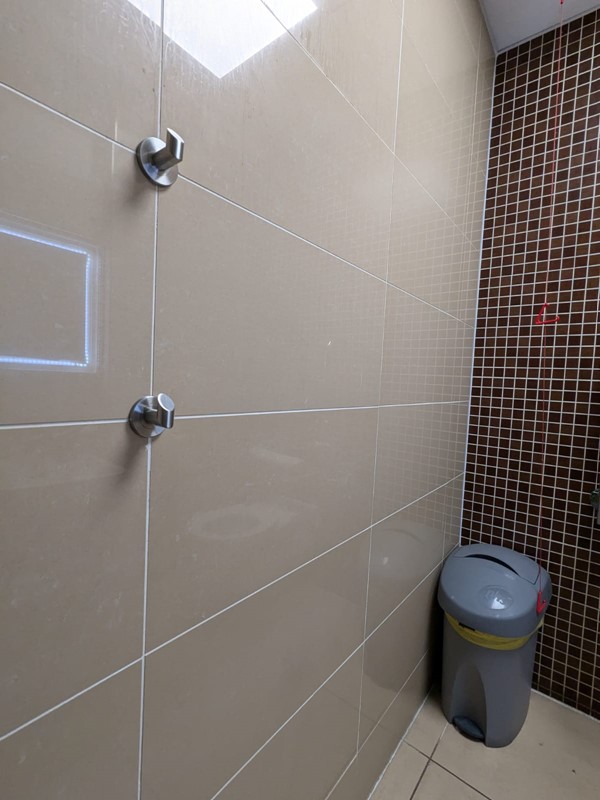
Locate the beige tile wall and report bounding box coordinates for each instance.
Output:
[0,1,493,798]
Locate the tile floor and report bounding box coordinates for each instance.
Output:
[371,689,600,799]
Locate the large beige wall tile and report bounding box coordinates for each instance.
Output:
[404,0,479,108]
[395,28,476,237]
[265,0,403,147]
[0,90,155,425]
[328,653,430,800]
[154,179,386,415]
[0,0,160,147]
[0,664,141,800]
[360,571,439,743]
[380,287,473,405]
[454,0,485,52]
[395,33,454,203]
[218,650,362,800]
[373,403,468,522]
[146,409,377,648]
[387,161,478,324]
[366,484,450,633]
[162,1,394,277]
[142,533,369,800]
[0,425,146,735]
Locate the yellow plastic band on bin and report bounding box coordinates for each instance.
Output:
[445,613,544,651]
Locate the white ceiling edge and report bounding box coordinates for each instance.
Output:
[479,0,600,53]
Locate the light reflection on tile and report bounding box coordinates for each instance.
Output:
[0,88,155,425]
[0,217,98,373]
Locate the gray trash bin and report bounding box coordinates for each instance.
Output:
[438,543,551,747]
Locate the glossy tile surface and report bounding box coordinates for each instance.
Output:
[361,571,439,743]
[0,424,146,735]
[395,31,456,211]
[219,651,362,800]
[0,89,155,425]
[265,0,403,147]
[366,484,449,633]
[142,533,369,800]
[162,0,394,277]
[387,161,478,324]
[395,22,478,236]
[146,409,377,648]
[0,0,160,147]
[373,403,468,522]
[434,692,600,800]
[0,665,141,800]
[329,654,430,800]
[380,287,473,405]
[404,0,479,109]
[154,179,386,416]
[371,743,428,800]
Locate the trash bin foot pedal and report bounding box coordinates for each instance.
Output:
[453,716,484,741]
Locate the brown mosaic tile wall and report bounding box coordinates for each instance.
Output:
[463,10,600,717]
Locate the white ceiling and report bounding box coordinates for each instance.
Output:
[479,0,600,52]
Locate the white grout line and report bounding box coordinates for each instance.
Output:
[0,418,128,431]
[459,29,498,545]
[175,401,467,423]
[0,657,142,743]
[138,6,165,791]
[137,439,152,800]
[0,401,468,432]
[0,81,134,152]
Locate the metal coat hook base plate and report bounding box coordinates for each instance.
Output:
[136,129,184,187]
[129,393,175,438]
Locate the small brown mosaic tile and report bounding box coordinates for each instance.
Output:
[463,10,600,718]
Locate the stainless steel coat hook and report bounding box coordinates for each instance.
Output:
[129,393,175,438]
[136,129,184,187]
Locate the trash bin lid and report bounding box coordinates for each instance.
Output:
[438,544,552,638]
